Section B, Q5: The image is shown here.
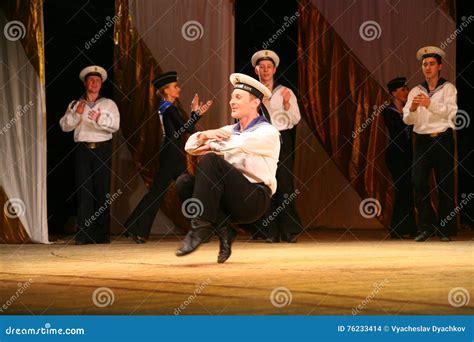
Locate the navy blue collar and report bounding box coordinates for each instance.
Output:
[233,115,269,133]
[80,94,104,101]
[272,82,281,93]
[79,94,105,108]
[387,100,404,114]
[419,78,447,95]
[158,100,174,113]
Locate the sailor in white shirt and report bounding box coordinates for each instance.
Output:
[249,49,303,243]
[175,73,280,263]
[402,46,457,242]
[59,65,120,245]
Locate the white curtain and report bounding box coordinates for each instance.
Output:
[0,10,48,243]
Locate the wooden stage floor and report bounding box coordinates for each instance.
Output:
[1,230,472,315]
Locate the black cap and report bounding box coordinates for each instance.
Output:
[233,83,265,100]
[387,77,406,93]
[229,73,271,100]
[153,71,178,89]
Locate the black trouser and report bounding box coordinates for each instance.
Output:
[124,158,185,239]
[247,128,302,239]
[75,141,112,242]
[178,153,272,228]
[412,130,456,236]
[385,147,417,237]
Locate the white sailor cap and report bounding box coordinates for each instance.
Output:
[230,73,272,100]
[79,65,108,82]
[251,49,280,67]
[416,46,446,61]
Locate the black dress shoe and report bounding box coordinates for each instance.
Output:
[124,231,146,244]
[265,236,280,243]
[131,234,146,244]
[216,226,237,264]
[95,236,111,244]
[75,239,92,245]
[281,234,298,243]
[176,219,214,256]
[440,236,452,242]
[251,231,267,241]
[414,231,431,242]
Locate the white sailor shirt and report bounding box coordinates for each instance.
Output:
[403,80,457,134]
[60,97,120,142]
[263,84,301,131]
[185,117,280,194]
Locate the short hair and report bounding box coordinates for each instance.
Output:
[155,84,170,99]
[247,92,263,112]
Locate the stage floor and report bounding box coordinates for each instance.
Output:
[1,230,473,315]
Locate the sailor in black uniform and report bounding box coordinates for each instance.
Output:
[124,71,213,243]
[381,77,417,239]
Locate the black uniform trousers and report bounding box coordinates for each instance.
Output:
[385,146,417,237]
[177,153,272,229]
[75,141,112,242]
[124,143,186,239]
[246,128,302,239]
[412,129,456,237]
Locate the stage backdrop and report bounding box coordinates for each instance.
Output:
[295,0,456,229]
[111,0,235,233]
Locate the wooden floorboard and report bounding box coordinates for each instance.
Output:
[1,230,472,315]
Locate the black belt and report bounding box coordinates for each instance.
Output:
[80,140,111,149]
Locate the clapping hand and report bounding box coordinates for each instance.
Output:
[76,101,86,114]
[88,108,101,122]
[191,94,213,115]
[410,93,430,111]
[281,87,291,111]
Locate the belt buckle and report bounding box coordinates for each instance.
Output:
[430,133,439,138]
[88,142,97,149]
